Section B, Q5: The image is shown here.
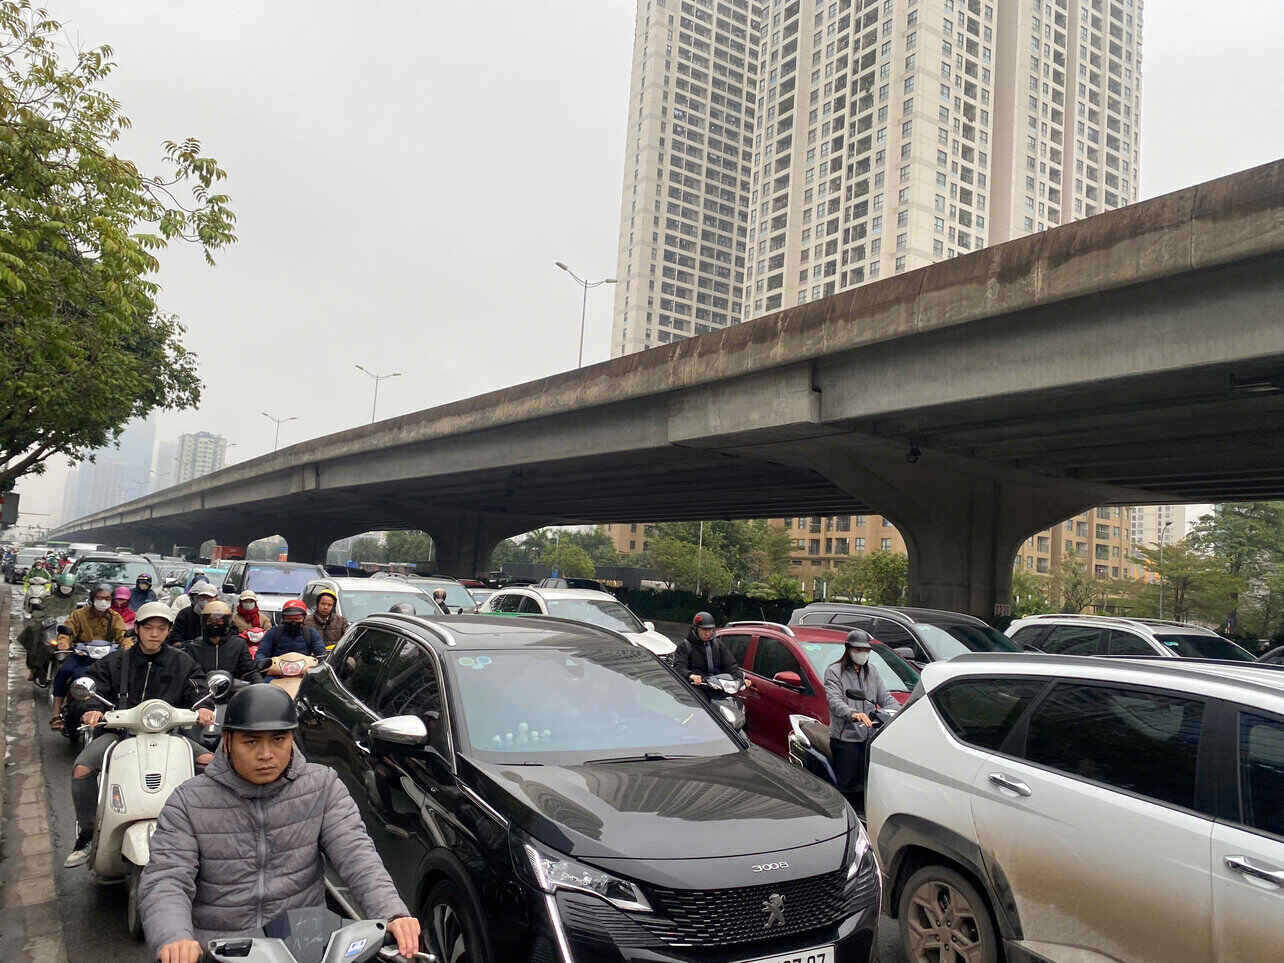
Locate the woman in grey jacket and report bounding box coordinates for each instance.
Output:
[141,685,420,963]
[823,628,901,794]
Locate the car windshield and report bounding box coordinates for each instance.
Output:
[917,622,1021,659]
[340,589,441,621]
[469,589,495,605]
[17,550,44,563]
[544,598,644,633]
[448,645,735,763]
[1154,633,1256,661]
[245,565,320,594]
[415,581,476,611]
[797,641,920,693]
[75,559,158,584]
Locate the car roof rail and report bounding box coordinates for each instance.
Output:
[726,620,796,637]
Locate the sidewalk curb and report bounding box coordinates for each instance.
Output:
[1,585,72,962]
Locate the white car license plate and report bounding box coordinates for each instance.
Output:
[739,945,835,963]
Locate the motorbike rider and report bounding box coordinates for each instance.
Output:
[255,599,326,661]
[129,572,158,610]
[231,590,270,634]
[141,685,420,963]
[111,585,137,629]
[64,601,214,868]
[303,586,349,648]
[823,629,900,796]
[673,611,753,690]
[65,582,128,647]
[173,581,217,643]
[19,571,80,685]
[183,600,262,682]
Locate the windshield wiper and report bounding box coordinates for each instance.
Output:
[583,753,696,765]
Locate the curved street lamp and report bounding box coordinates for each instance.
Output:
[555,262,617,367]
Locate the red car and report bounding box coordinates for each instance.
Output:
[715,620,921,758]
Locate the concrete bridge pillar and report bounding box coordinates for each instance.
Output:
[278,529,339,566]
[773,438,1095,622]
[421,511,550,578]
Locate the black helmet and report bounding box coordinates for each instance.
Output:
[223,684,298,732]
[844,628,874,648]
[692,611,716,629]
[389,602,415,615]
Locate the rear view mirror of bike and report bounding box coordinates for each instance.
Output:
[70,677,96,700]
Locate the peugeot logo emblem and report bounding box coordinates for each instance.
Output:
[762,893,786,929]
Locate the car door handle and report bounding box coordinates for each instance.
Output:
[1225,855,1284,887]
[988,773,1032,797]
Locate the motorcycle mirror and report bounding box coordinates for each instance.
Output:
[643,620,656,632]
[70,677,96,700]
[206,671,234,698]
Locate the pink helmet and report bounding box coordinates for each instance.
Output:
[113,585,131,601]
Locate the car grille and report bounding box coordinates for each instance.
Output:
[144,773,164,791]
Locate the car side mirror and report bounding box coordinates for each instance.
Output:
[369,715,430,752]
[893,646,916,660]
[773,670,803,689]
[643,621,656,632]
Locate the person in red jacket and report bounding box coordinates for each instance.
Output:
[111,585,136,629]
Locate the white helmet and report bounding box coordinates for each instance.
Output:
[190,581,218,599]
[135,601,176,625]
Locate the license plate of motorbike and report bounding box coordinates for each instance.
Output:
[738,945,835,963]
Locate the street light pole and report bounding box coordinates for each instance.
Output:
[555,262,617,368]
[354,364,403,424]
[262,411,298,452]
[1157,519,1174,619]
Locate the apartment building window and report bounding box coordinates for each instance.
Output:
[854,537,866,553]
[854,515,867,527]
[1037,557,1050,573]
[1037,536,1050,552]
[881,538,893,551]
[835,538,850,554]
[1064,539,1074,553]
[808,539,821,556]
[835,515,851,532]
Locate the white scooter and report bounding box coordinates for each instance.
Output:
[70,676,217,938]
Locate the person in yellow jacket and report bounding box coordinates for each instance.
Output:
[66,582,129,647]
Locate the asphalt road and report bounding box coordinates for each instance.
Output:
[17,600,905,963]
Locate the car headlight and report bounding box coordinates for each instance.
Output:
[846,817,872,881]
[514,832,652,912]
[140,703,173,732]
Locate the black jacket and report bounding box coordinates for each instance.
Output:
[182,635,263,683]
[86,643,207,712]
[173,606,203,644]
[673,629,743,680]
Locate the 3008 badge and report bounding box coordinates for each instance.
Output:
[751,860,789,872]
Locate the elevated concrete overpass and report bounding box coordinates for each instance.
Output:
[52,159,1284,618]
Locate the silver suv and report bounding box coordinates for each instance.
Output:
[1007,613,1256,661]
[867,653,1284,963]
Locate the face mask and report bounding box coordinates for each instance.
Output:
[207,621,228,639]
[241,602,256,611]
[193,598,208,614]
[58,585,72,596]
[93,598,111,612]
[283,620,303,635]
[848,649,870,667]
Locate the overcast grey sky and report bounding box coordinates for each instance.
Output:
[19,0,1284,526]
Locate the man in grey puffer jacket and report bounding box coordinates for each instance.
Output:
[141,685,421,963]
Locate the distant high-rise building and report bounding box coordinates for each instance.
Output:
[174,432,228,485]
[609,0,765,357]
[62,418,158,520]
[152,440,179,491]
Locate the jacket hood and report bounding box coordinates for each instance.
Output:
[205,742,308,798]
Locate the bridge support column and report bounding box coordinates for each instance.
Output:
[278,529,338,566]
[784,439,1095,622]
[422,511,550,578]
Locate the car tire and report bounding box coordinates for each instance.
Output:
[897,864,999,963]
[421,879,489,963]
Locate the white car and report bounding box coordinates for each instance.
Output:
[479,586,677,659]
[1006,612,1257,661]
[866,652,1284,963]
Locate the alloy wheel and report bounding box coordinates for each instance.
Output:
[425,898,469,963]
[905,878,985,962]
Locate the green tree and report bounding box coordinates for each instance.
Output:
[649,520,793,587]
[745,573,806,602]
[565,527,620,568]
[1189,503,1284,634]
[384,530,434,565]
[0,3,236,490]
[1125,542,1243,625]
[1010,568,1052,618]
[540,543,596,579]
[1052,554,1100,613]
[648,535,733,596]
[350,536,387,564]
[829,551,908,604]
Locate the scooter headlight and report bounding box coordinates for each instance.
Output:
[141,703,173,732]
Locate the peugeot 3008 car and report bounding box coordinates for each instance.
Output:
[296,613,879,963]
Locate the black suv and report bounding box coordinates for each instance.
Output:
[296,614,879,963]
[789,603,1022,668]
